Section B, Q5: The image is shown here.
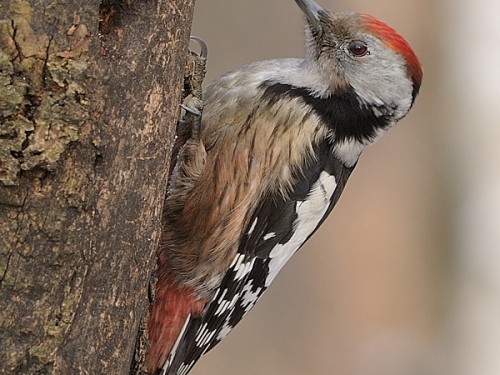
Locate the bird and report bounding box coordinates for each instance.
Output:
[145,0,422,374]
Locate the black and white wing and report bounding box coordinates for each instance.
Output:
[160,141,353,375]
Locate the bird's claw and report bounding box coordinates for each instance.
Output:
[180,95,203,117]
[189,36,208,59]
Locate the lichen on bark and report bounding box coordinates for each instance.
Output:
[0,2,95,372]
[0,0,196,373]
[0,0,90,187]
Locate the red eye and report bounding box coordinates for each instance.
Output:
[348,41,369,57]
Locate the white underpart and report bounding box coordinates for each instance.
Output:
[161,314,192,375]
[265,171,337,287]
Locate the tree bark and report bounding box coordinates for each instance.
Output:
[0,0,195,373]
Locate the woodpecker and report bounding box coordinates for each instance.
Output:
[146,0,422,374]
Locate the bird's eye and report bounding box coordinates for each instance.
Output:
[347,41,369,57]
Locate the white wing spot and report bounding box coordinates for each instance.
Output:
[195,323,209,343]
[230,253,245,269]
[217,323,233,341]
[235,257,256,281]
[263,232,276,240]
[266,172,337,286]
[178,362,194,375]
[248,217,258,235]
[215,299,229,316]
[198,329,217,347]
[217,289,228,303]
[241,282,262,312]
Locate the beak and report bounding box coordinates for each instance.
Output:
[295,0,324,26]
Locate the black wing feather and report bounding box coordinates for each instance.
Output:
[164,141,353,375]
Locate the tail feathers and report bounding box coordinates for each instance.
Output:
[160,313,191,375]
[160,316,204,375]
[146,281,205,374]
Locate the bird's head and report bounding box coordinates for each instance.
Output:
[296,0,422,121]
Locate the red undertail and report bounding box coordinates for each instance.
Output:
[145,277,206,374]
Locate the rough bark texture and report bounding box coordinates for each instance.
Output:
[0,0,195,374]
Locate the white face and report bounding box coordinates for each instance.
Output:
[306,13,415,122]
[336,33,414,121]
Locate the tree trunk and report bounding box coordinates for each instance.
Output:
[0,0,195,373]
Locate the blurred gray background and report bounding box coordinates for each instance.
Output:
[190,1,500,374]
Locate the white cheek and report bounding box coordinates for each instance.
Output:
[346,51,413,118]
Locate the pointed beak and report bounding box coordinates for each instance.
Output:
[295,0,324,26]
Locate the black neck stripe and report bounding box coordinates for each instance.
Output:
[260,81,392,142]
